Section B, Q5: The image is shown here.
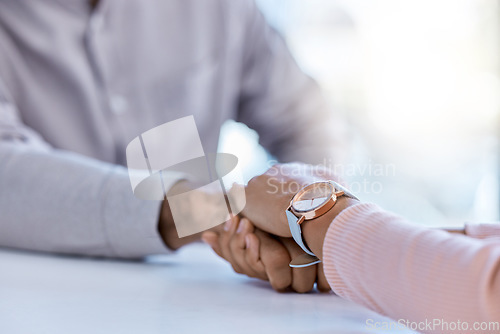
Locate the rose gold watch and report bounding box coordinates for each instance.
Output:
[286,180,358,268]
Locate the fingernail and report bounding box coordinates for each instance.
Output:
[237,219,246,234]
[224,219,232,231]
[245,235,251,248]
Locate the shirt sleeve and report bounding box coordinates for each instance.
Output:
[235,0,349,165]
[322,203,500,334]
[0,78,177,258]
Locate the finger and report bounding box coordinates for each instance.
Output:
[219,216,243,273]
[204,218,264,279]
[280,238,317,293]
[255,230,292,292]
[231,218,255,250]
[201,231,223,258]
[228,218,262,278]
[244,233,268,280]
[206,221,225,234]
[316,262,331,293]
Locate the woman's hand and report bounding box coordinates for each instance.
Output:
[241,163,340,237]
[202,216,331,293]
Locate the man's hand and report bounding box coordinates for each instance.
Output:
[158,197,205,250]
[202,215,331,293]
[158,180,229,250]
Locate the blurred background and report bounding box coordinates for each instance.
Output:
[220,0,500,228]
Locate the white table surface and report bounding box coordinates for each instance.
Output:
[0,244,416,334]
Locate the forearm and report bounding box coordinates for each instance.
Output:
[0,144,171,258]
[318,203,500,332]
[235,0,347,165]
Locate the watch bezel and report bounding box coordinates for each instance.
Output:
[288,181,338,222]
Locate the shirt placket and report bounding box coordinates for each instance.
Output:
[84,2,130,164]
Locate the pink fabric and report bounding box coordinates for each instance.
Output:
[322,203,500,334]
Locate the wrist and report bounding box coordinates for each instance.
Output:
[158,180,228,250]
[159,198,206,250]
[301,197,358,259]
[158,181,200,250]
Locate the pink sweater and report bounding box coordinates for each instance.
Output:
[323,203,500,334]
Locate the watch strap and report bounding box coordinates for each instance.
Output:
[286,210,315,257]
[289,253,322,268]
[331,181,359,201]
[287,209,320,268]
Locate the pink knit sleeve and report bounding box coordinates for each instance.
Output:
[322,203,500,334]
[465,223,500,240]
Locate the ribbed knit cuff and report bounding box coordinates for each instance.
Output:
[322,203,384,301]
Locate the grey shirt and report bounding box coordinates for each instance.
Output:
[0,0,343,258]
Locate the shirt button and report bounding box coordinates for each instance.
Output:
[109,95,128,114]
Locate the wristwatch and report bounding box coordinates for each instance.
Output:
[286,180,358,268]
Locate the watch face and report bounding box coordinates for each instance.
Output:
[292,182,335,212]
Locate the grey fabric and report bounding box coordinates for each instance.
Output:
[0,0,344,258]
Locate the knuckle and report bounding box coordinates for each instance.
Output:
[291,267,316,293]
[293,281,314,294]
[271,276,290,291]
[231,264,243,275]
[317,283,332,293]
[266,263,292,291]
[266,253,286,269]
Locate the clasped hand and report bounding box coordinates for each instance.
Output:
[202,163,343,293]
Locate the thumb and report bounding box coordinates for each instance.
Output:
[201,231,222,257]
